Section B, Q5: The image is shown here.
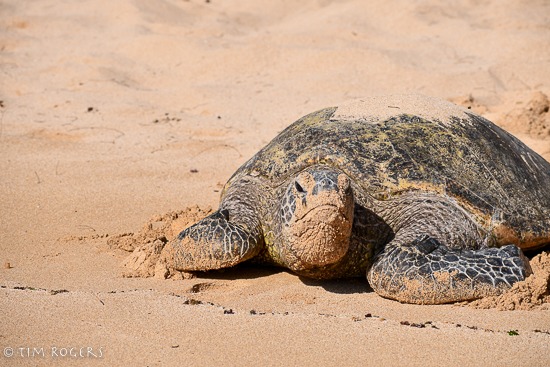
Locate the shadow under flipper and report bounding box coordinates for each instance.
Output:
[186,262,285,281]
[523,244,550,258]
[299,276,373,295]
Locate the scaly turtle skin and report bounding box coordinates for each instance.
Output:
[161,95,550,304]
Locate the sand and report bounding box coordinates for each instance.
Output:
[1,0,550,365]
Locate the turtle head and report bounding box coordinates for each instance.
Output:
[279,167,354,272]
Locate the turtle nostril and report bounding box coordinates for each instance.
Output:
[337,174,351,192]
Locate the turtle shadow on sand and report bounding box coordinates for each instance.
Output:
[187,263,285,281]
[299,276,373,295]
[193,264,373,295]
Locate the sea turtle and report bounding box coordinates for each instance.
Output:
[160,94,550,304]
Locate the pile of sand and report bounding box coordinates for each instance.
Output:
[469,251,550,311]
[499,91,550,139]
[108,206,211,278]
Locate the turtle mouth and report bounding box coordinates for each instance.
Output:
[297,204,349,222]
[287,204,353,269]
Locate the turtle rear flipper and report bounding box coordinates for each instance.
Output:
[367,235,530,304]
[163,210,262,272]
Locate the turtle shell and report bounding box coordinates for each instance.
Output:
[226,95,550,249]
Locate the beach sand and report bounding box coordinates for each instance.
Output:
[1,0,549,365]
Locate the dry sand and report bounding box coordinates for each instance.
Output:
[1,0,549,366]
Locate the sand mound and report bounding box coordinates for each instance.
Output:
[469,251,550,311]
[499,91,550,139]
[107,206,212,278]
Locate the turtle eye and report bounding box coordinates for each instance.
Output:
[294,181,306,194]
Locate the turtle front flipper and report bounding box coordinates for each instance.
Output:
[163,209,262,272]
[367,235,530,304]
